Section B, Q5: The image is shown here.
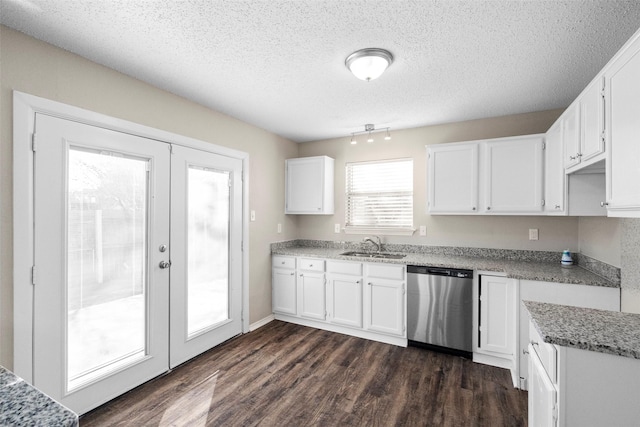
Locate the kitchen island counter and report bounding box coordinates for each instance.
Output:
[0,366,78,426]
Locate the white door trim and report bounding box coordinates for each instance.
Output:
[13,91,251,383]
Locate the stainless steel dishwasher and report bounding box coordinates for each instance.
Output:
[407,265,473,357]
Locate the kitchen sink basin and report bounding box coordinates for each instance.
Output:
[340,251,406,260]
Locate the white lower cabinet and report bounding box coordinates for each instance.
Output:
[273,256,406,346]
[518,280,619,390]
[528,343,557,427]
[272,256,297,315]
[478,275,516,357]
[364,264,406,336]
[326,260,363,328]
[298,271,326,320]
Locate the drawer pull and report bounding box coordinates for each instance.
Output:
[530,340,539,346]
[523,348,529,355]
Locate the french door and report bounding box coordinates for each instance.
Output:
[32,113,243,414]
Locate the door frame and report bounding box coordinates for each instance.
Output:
[13,91,250,383]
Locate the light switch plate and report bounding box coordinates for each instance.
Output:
[334,224,341,233]
[419,225,427,236]
[529,228,539,240]
[277,223,282,233]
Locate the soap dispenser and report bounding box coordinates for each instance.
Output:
[561,249,573,267]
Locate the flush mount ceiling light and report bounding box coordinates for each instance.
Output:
[349,124,391,145]
[345,48,394,81]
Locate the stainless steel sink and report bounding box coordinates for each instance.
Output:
[340,251,406,260]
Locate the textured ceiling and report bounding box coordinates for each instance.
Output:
[2,1,640,142]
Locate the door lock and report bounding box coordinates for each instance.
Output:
[159,260,171,269]
[159,244,167,253]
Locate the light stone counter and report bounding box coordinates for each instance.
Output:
[524,301,640,359]
[0,366,78,426]
[271,241,618,288]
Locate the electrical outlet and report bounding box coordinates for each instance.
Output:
[529,228,539,240]
[334,224,341,233]
[277,223,282,233]
[419,225,427,236]
[250,210,256,221]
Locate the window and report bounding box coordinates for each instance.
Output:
[345,158,414,235]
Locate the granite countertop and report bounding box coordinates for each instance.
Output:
[0,366,78,427]
[271,245,617,288]
[524,301,640,359]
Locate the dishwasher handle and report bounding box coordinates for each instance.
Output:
[407,265,473,278]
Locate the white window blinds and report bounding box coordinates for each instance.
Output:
[345,158,413,233]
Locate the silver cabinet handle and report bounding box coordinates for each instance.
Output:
[281,261,286,264]
[601,201,609,207]
[555,205,561,209]
[523,348,529,355]
[487,206,491,211]
[577,153,583,157]
[472,207,477,211]
[159,260,171,269]
[530,340,539,346]
[569,155,576,161]
[290,272,295,276]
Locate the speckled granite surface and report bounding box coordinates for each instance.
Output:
[0,366,78,426]
[271,240,618,288]
[523,301,640,359]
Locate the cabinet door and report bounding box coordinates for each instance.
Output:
[528,346,557,427]
[364,278,405,336]
[580,77,605,163]
[606,35,640,215]
[479,275,515,355]
[327,275,363,328]
[563,104,581,169]
[427,143,479,213]
[272,268,297,315]
[285,156,334,214]
[483,136,544,213]
[544,123,565,214]
[298,272,326,320]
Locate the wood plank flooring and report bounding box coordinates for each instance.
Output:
[81,321,527,426]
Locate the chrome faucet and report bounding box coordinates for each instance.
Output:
[363,236,382,253]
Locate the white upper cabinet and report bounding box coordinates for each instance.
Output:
[427,142,479,213]
[482,135,544,214]
[580,77,606,164]
[427,135,544,215]
[285,156,334,214]
[544,122,565,214]
[562,102,581,170]
[562,78,606,173]
[605,31,640,217]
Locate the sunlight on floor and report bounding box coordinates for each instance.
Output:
[159,370,219,426]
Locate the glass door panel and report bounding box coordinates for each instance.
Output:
[187,167,230,336]
[67,148,149,391]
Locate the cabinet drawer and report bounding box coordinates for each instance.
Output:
[327,260,362,276]
[365,263,405,280]
[529,323,557,384]
[272,255,295,270]
[298,258,325,272]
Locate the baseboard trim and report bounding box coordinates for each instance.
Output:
[249,314,275,332]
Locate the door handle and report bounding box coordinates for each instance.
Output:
[159,260,171,269]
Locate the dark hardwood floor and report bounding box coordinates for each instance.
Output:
[81,321,527,426]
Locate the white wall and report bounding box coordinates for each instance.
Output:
[0,26,299,369]
[298,111,583,252]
